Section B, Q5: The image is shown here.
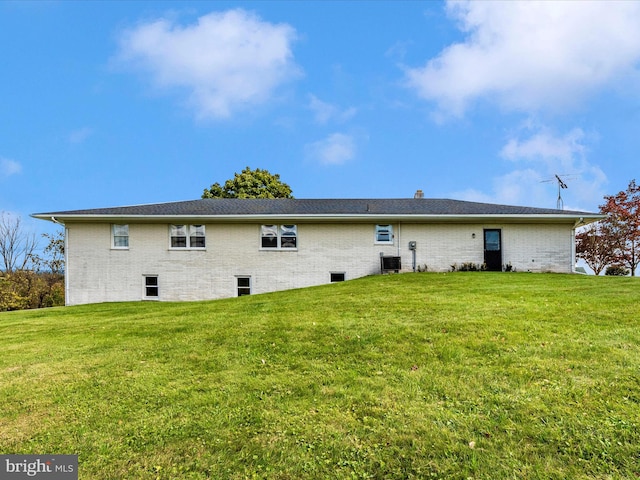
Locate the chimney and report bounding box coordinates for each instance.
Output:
[414,189,424,199]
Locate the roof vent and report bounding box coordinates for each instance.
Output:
[414,189,424,199]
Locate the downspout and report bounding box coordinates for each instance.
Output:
[571,217,584,273]
[571,227,577,273]
[64,225,69,305]
[412,246,416,272]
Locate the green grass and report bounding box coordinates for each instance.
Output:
[1,273,639,479]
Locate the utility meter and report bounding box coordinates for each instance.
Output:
[408,241,417,250]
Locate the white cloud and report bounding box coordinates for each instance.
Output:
[115,9,300,118]
[68,127,94,144]
[0,157,22,178]
[308,95,356,124]
[453,168,550,207]
[305,133,356,166]
[406,1,640,117]
[500,127,587,172]
[455,126,607,210]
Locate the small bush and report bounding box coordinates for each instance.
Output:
[605,264,629,276]
[451,262,486,272]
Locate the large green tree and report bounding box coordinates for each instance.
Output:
[202,167,293,199]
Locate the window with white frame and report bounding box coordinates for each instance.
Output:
[261,224,297,249]
[112,224,129,248]
[375,224,393,244]
[189,225,206,248]
[144,275,159,299]
[170,224,206,249]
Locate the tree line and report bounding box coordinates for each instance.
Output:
[576,179,640,276]
[0,213,64,311]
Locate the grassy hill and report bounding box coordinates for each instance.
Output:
[1,273,639,479]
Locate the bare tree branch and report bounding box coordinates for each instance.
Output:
[0,212,39,273]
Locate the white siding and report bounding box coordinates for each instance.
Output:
[65,221,576,305]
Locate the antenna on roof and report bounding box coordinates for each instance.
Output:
[541,174,575,210]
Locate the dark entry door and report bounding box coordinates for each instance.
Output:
[484,229,502,271]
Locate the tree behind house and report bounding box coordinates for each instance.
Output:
[202,166,293,199]
[575,222,616,275]
[0,215,65,311]
[599,179,640,276]
[0,212,38,273]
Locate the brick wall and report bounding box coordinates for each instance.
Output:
[65,221,575,305]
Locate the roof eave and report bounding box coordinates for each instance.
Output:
[32,213,605,225]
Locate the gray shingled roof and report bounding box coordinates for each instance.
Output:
[34,198,599,218]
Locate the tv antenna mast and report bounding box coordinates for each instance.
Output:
[541,174,573,210]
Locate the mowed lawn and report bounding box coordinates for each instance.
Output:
[1,273,639,479]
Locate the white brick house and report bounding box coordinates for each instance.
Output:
[33,197,601,305]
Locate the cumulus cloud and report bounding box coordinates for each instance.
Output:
[455,126,607,209]
[305,133,356,166]
[406,1,640,117]
[308,95,356,124]
[0,158,22,178]
[500,127,606,208]
[454,168,547,206]
[115,9,300,118]
[500,128,587,171]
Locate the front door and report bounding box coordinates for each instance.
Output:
[483,229,502,271]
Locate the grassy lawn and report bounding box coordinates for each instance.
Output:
[1,272,639,479]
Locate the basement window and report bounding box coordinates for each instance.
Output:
[144,275,159,299]
[330,272,346,282]
[236,276,251,296]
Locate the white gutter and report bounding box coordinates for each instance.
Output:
[571,226,578,273]
[32,213,605,225]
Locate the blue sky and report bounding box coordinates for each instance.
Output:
[2,1,640,238]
